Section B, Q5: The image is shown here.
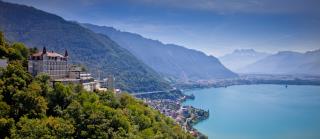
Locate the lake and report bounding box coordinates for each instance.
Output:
[183,85,320,139]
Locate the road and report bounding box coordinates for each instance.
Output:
[131,89,177,96]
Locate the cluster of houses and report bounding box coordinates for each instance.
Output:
[27,47,117,92]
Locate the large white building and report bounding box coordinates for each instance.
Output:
[28,47,110,92]
[28,47,68,79]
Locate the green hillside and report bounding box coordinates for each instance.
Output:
[83,23,238,81]
[0,32,193,139]
[0,1,170,92]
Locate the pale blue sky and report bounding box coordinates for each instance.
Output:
[5,0,320,56]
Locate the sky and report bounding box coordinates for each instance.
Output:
[5,0,320,56]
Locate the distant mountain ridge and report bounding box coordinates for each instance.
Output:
[82,23,237,81]
[239,49,320,75]
[219,49,270,72]
[0,1,170,92]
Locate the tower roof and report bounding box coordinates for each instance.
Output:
[42,47,47,54]
[64,49,68,57]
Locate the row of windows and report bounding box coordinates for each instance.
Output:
[31,56,67,61]
[30,61,67,65]
[44,70,68,76]
[44,62,67,65]
[48,57,66,61]
[43,66,68,70]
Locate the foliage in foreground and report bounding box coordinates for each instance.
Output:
[0,32,193,138]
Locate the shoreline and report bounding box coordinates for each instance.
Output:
[173,74,320,91]
[176,81,320,92]
[137,90,209,138]
[137,82,320,138]
[180,93,209,138]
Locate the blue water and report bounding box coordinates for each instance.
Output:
[183,85,320,139]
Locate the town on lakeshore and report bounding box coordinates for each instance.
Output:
[136,92,209,137]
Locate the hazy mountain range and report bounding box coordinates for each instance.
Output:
[239,49,320,75]
[0,1,170,92]
[82,23,237,81]
[219,49,270,72]
[1,1,318,95]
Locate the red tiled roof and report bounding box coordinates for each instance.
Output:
[32,52,43,57]
[47,52,64,57]
[32,51,65,58]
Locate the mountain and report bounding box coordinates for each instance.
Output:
[239,49,320,75]
[219,49,270,72]
[82,23,237,81]
[0,1,170,92]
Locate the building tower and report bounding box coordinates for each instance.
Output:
[107,74,115,91]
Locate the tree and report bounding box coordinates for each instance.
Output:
[64,92,116,138]
[12,81,48,118]
[0,32,4,46]
[0,32,8,58]
[28,47,38,55]
[11,43,29,60]
[0,100,14,138]
[34,73,52,96]
[47,82,73,116]
[96,90,121,108]
[0,61,32,106]
[0,33,29,62]
[11,116,75,139]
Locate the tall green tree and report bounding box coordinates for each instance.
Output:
[47,82,73,116]
[12,81,48,118]
[0,32,8,58]
[11,116,75,139]
[0,61,32,106]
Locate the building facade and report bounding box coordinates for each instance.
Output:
[28,47,114,92]
[28,47,69,79]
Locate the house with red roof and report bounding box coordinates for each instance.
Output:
[28,47,69,79]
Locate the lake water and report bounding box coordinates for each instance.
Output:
[183,85,320,139]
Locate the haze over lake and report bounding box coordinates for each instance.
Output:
[184,85,320,139]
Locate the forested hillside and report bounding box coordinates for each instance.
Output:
[0,32,193,139]
[83,23,237,81]
[0,1,170,92]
